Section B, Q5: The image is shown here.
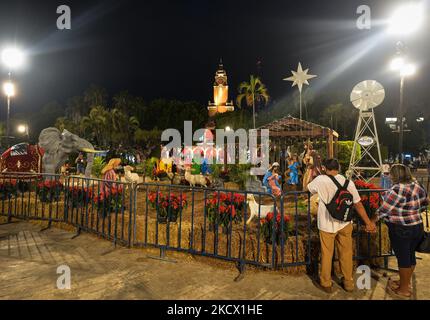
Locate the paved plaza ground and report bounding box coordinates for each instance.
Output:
[1,220,430,300]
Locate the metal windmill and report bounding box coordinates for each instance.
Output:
[347,80,385,182]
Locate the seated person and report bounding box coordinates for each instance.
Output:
[263,162,282,197]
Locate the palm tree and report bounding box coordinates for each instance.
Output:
[113,91,134,114]
[55,117,73,132]
[236,75,269,129]
[81,106,109,147]
[111,108,140,146]
[66,96,86,124]
[84,85,108,110]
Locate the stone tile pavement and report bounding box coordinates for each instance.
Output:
[0,221,429,300]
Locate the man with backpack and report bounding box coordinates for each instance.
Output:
[307,159,377,293]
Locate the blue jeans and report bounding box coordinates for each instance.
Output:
[387,222,424,268]
[77,164,85,174]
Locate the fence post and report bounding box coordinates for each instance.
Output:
[63,176,70,223]
[128,184,135,248]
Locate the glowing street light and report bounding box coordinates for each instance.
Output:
[400,63,416,77]
[390,56,417,77]
[390,57,405,71]
[1,47,25,148]
[17,124,26,134]
[17,124,29,140]
[388,3,424,35]
[1,48,24,71]
[3,81,15,97]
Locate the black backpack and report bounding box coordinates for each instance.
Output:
[324,175,355,222]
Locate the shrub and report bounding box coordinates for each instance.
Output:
[337,141,361,173]
[91,157,106,178]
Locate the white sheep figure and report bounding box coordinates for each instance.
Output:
[245,194,319,225]
[246,194,276,225]
[123,165,140,185]
[184,168,208,188]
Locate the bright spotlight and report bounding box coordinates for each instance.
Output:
[400,63,416,77]
[388,3,424,35]
[390,57,405,71]
[225,126,232,132]
[3,82,15,97]
[17,125,26,134]
[1,48,24,70]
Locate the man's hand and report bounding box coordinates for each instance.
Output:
[354,202,377,234]
[365,221,377,233]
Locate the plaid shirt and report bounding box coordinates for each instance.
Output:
[378,182,428,226]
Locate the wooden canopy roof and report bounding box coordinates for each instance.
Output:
[258,116,339,139]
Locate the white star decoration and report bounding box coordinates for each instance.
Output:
[284,62,317,93]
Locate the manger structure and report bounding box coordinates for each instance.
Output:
[257,116,339,174]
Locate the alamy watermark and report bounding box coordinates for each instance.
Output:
[56,265,71,290]
[356,265,372,290]
[57,5,72,30]
[356,5,371,30]
[161,122,270,176]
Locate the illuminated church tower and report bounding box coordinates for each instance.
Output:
[207,60,234,117]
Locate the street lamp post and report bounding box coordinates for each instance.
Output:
[387,3,423,163]
[3,81,15,147]
[398,74,405,164]
[390,48,416,164]
[1,47,24,148]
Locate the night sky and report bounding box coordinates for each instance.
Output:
[0,0,429,119]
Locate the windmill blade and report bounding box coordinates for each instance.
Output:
[350,80,385,111]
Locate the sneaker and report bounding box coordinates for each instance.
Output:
[312,280,334,294]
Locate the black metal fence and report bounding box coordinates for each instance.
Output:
[0,172,428,273]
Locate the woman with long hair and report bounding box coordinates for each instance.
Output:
[373,164,428,299]
[101,158,122,194]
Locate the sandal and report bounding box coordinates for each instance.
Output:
[386,284,412,300]
[388,278,412,290]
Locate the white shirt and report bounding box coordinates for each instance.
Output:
[307,174,361,233]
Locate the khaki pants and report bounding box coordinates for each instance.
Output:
[319,223,354,289]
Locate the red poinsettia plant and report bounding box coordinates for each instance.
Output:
[0,179,18,200]
[36,179,64,203]
[354,180,381,212]
[148,191,187,223]
[93,185,124,218]
[206,192,245,228]
[67,186,94,208]
[259,211,291,244]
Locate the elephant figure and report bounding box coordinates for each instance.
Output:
[39,128,102,178]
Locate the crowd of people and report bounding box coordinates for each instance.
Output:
[264,155,428,299]
[55,146,429,299]
[262,142,323,195]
